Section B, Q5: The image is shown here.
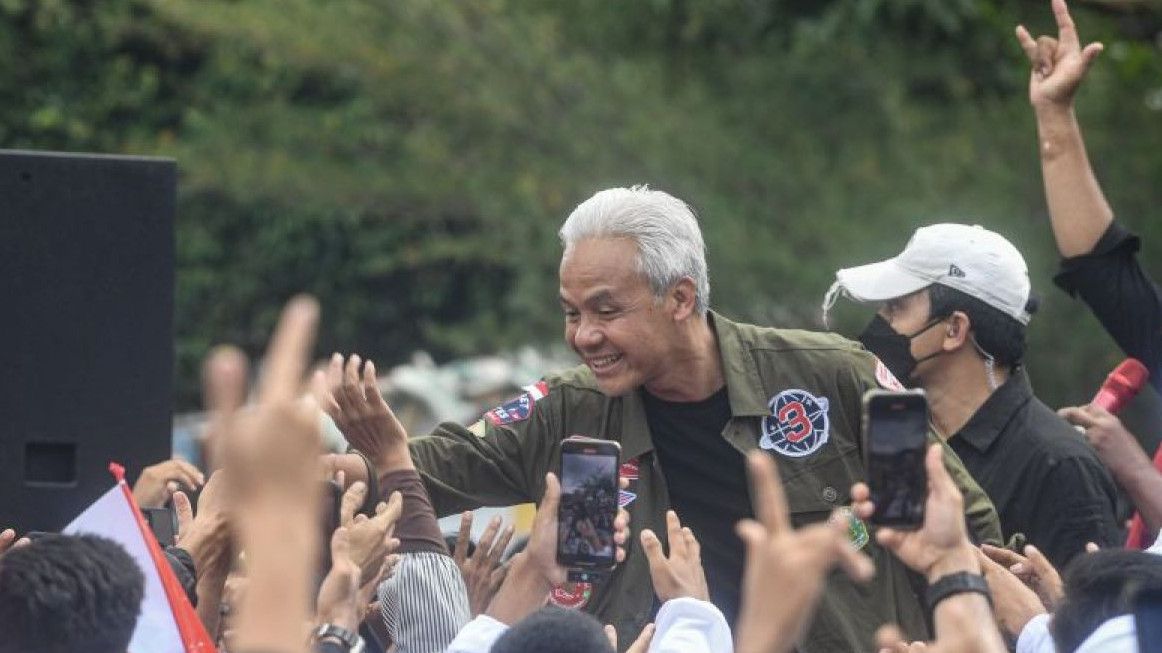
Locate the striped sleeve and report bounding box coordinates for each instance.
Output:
[378,551,471,653]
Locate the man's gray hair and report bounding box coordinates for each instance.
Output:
[559,185,710,315]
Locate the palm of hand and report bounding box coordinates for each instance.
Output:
[1030,41,1087,105]
[227,403,321,497]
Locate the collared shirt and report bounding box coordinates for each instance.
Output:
[948,368,1121,567]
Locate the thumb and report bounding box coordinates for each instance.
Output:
[1081,42,1104,68]
[539,472,561,519]
[173,491,195,537]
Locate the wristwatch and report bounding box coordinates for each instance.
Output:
[926,571,992,613]
[313,623,365,653]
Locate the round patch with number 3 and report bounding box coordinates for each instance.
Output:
[759,389,830,458]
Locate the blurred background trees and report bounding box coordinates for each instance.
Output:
[3,0,1161,412]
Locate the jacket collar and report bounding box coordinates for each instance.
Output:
[617,311,768,460]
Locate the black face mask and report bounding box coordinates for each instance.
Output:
[857,314,944,385]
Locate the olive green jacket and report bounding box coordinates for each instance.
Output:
[409,312,1001,652]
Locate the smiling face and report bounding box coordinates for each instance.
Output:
[559,237,677,397]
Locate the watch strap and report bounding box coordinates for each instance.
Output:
[314,623,364,653]
[926,571,991,613]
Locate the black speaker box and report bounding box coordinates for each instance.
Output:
[0,150,175,532]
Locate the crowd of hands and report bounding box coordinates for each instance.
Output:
[1,2,1157,652]
[0,294,1115,653]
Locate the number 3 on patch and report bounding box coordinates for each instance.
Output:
[760,389,830,458]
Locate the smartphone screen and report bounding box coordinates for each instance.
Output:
[863,390,929,528]
[557,438,620,570]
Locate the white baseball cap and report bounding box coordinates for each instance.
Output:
[824,223,1033,325]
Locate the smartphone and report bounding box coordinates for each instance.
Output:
[862,389,929,529]
[142,507,177,547]
[557,437,621,572]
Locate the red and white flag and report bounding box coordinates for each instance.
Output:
[63,463,217,653]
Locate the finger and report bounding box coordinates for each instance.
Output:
[1052,0,1080,51]
[173,460,206,487]
[312,369,340,417]
[203,345,249,417]
[379,492,403,532]
[13,537,31,549]
[343,354,364,407]
[875,527,906,553]
[924,444,957,503]
[626,623,655,653]
[746,451,790,533]
[1015,25,1039,64]
[173,491,195,537]
[490,525,515,566]
[1036,36,1059,75]
[0,528,16,552]
[735,519,767,556]
[165,480,180,496]
[1085,542,1100,553]
[331,526,353,570]
[603,624,617,650]
[1081,42,1104,68]
[340,481,367,525]
[619,475,628,491]
[666,510,686,559]
[1057,406,1097,428]
[875,623,907,651]
[362,360,379,403]
[453,511,473,564]
[639,529,667,572]
[683,527,701,562]
[826,512,875,582]
[475,516,502,562]
[327,353,345,389]
[256,295,319,405]
[538,473,561,527]
[980,543,1025,568]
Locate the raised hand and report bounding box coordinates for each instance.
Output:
[315,526,362,633]
[639,510,710,603]
[1015,0,1103,109]
[735,452,875,653]
[453,511,516,616]
[133,458,205,509]
[317,353,413,474]
[346,493,403,585]
[974,548,1047,639]
[851,444,977,583]
[1058,404,1152,478]
[980,543,1063,610]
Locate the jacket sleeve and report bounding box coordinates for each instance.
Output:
[408,384,561,517]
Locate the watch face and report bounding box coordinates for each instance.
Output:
[315,623,363,652]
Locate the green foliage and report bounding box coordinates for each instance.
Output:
[3,0,1161,409]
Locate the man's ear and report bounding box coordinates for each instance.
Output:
[943,311,972,351]
[670,277,698,321]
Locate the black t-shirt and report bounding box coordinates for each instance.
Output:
[642,385,752,626]
[1055,221,1162,393]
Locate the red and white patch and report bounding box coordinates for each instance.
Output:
[549,582,592,609]
[619,458,640,481]
[484,381,549,426]
[874,358,905,391]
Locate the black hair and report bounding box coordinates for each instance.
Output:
[1052,549,1162,652]
[926,283,1030,368]
[491,606,615,653]
[0,534,145,653]
[444,532,475,558]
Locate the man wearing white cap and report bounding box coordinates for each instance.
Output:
[824,223,1120,567]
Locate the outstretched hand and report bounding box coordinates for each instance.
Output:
[640,510,710,603]
[315,354,413,474]
[1015,0,1103,109]
[735,451,874,653]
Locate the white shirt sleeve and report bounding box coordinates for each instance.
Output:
[1075,614,1138,653]
[1016,613,1056,653]
[443,614,510,653]
[648,597,734,653]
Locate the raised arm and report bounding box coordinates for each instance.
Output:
[1018,0,1111,257]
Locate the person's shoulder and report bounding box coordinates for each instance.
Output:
[722,316,865,355]
[542,364,604,396]
[1020,397,1106,462]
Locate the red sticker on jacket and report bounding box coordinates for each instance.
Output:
[485,381,549,426]
[874,358,905,391]
[619,458,640,481]
[549,582,592,609]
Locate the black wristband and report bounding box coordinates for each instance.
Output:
[926,571,991,613]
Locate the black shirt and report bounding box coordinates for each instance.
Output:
[948,368,1121,568]
[1055,221,1162,394]
[643,385,751,626]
